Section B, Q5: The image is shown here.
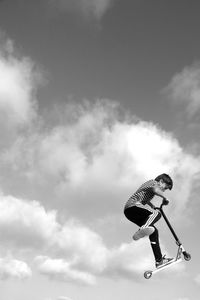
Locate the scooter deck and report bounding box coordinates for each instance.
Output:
[144,258,182,279]
[152,257,182,273]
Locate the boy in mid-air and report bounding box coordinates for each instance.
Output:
[124,173,173,268]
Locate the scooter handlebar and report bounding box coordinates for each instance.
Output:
[162,198,169,206]
[155,198,170,210]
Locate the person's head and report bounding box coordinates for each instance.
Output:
[154,173,173,191]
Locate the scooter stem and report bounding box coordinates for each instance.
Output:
[158,204,182,246]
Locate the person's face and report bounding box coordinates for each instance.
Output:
[158,180,170,192]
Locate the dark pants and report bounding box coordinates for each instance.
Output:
[124,205,163,262]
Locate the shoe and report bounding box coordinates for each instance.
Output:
[132,226,155,241]
[156,255,174,268]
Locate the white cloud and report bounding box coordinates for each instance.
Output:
[35,241,151,285]
[0,60,198,283]
[164,63,200,118]
[0,192,107,283]
[35,256,96,285]
[0,190,186,285]
[0,55,35,124]
[0,34,44,130]
[103,240,152,279]
[49,0,114,20]
[0,256,32,280]
[35,238,185,284]
[0,34,44,173]
[0,193,59,249]
[2,100,200,221]
[58,297,73,300]
[0,191,156,283]
[0,192,108,273]
[0,194,102,284]
[51,219,108,274]
[195,273,200,285]
[103,240,185,280]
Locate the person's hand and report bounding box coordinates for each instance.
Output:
[162,198,169,206]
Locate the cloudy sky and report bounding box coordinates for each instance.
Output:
[0,1,200,300]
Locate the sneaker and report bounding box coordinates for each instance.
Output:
[132,226,155,241]
[156,255,174,268]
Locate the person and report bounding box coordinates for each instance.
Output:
[124,173,174,268]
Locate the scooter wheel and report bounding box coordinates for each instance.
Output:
[183,251,191,261]
[144,271,152,279]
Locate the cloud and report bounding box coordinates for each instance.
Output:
[35,238,185,284]
[49,0,114,20]
[0,190,186,285]
[35,256,96,285]
[35,241,151,285]
[0,41,35,124]
[0,193,59,249]
[51,219,108,274]
[35,240,152,285]
[0,194,101,284]
[0,192,107,284]
[0,256,32,280]
[0,34,44,130]
[0,192,107,273]
[103,240,152,279]
[0,191,154,283]
[175,298,190,300]
[0,39,199,285]
[163,63,200,118]
[103,240,185,280]
[58,297,73,300]
[195,273,200,285]
[2,100,200,221]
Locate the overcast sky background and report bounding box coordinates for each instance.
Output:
[0,1,200,300]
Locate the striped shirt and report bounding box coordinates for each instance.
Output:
[124,179,159,210]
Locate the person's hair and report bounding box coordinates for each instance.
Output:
[154,173,173,190]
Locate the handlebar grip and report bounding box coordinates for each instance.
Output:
[162,198,169,206]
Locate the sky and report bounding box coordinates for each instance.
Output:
[0,0,200,299]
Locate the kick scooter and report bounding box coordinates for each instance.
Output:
[144,200,191,279]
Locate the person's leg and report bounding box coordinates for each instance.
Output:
[140,207,163,263]
[131,203,162,240]
[149,226,162,262]
[124,205,156,240]
[147,212,173,266]
[124,205,173,266]
[140,205,161,229]
[124,205,152,227]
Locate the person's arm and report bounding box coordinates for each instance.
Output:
[152,186,169,206]
[148,201,156,209]
[152,186,166,199]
